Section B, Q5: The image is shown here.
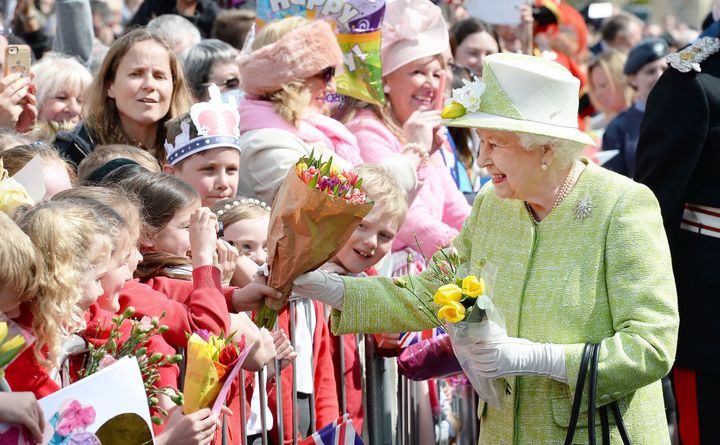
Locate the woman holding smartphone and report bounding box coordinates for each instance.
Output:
[0,44,37,132]
[55,28,192,165]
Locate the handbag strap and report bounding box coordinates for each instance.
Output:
[594,343,633,445]
[563,343,594,445]
[587,343,601,445]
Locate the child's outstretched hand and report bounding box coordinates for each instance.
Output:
[0,392,45,443]
[230,275,283,312]
[216,239,239,286]
[189,208,218,270]
[268,328,297,375]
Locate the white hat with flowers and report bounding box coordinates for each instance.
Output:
[441,53,595,146]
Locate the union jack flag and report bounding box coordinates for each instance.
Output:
[299,415,364,445]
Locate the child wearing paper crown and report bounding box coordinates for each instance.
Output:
[163,84,243,207]
[211,197,339,444]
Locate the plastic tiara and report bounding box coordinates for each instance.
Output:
[164,84,242,166]
[216,198,271,216]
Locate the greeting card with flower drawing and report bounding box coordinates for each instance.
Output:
[0,356,153,444]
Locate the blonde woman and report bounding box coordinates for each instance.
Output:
[31,53,93,126]
[588,50,634,131]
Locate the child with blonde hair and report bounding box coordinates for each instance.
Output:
[4,199,114,396]
[213,197,340,443]
[0,213,46,443]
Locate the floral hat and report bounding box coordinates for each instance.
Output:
[441,53,595,146]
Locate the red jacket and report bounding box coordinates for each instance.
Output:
[4,305,59,398]
[268,300,339,444]
[118,266,232,348]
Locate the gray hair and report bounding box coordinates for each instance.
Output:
[517,133,585,167]
[31,52,93,114]
[181,39,239,100]
[146,14,202,54]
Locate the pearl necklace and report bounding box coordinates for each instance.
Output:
[526,162,576,225]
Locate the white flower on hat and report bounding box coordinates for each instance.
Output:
[457,78,486,113]
[442,77,486,119]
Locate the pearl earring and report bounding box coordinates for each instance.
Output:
[383,84,391,94]
[541,161,548,170]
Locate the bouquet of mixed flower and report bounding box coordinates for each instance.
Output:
[254,151,374,329]
[0,317,32,380]
[183,330,252,414]
[78,307,184,424]
[395,247,510,407]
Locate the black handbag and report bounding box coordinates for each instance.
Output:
[563,343,633,445]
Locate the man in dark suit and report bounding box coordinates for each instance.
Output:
[635,33,720,445]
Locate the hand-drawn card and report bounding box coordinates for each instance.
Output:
[0,356,153,445]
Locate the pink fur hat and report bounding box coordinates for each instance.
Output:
[238,20,343,96]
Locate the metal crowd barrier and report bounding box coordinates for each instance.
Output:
[37,302,481,445]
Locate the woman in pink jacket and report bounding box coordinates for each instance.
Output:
[343,0,471,258]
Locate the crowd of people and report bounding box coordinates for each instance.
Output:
[0,0,716,444]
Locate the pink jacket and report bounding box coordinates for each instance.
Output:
[239,98,363,166]
[346,110,471,254]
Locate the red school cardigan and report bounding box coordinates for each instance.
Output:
[118,265,231,348]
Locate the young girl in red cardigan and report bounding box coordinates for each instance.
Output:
[212,197,338,445]
[4,199,114,397]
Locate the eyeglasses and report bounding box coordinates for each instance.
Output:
[203,77,240,90]
[321,66,335,85]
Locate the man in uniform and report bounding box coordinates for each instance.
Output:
[635,33,720,445]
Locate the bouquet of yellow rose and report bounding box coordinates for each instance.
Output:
[396,249,509,407]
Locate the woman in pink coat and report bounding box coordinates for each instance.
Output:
[343,0,471,258]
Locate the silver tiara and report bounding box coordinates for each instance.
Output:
[216,198,271,216]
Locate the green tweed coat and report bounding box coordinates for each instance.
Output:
[331,160,678,444]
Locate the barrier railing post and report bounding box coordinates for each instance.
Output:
[305,301,316,434]
[259,367,269,445]
[240,369,248,445]
[274,321,284,442]
[365,333,389,444]
[289,299,298,445]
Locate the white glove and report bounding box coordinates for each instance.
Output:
[468,337,567,383]
[292,270,345,309]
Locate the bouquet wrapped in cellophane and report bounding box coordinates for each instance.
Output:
[183,330,253,414]
[254,151,374,329]
[395,249,509,407]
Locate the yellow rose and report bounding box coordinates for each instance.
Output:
[462,275,485,298]
[434,284,462,305]
[438,301,466,323]
[0,177,33,213]
[441,102,467,119]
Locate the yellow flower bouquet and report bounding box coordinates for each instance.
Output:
[395,248,510,407]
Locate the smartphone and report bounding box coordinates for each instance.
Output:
[4,44,32,77]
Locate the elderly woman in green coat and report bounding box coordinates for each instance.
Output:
[294,52,678,444]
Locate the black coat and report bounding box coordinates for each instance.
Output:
[635,45,720,373]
